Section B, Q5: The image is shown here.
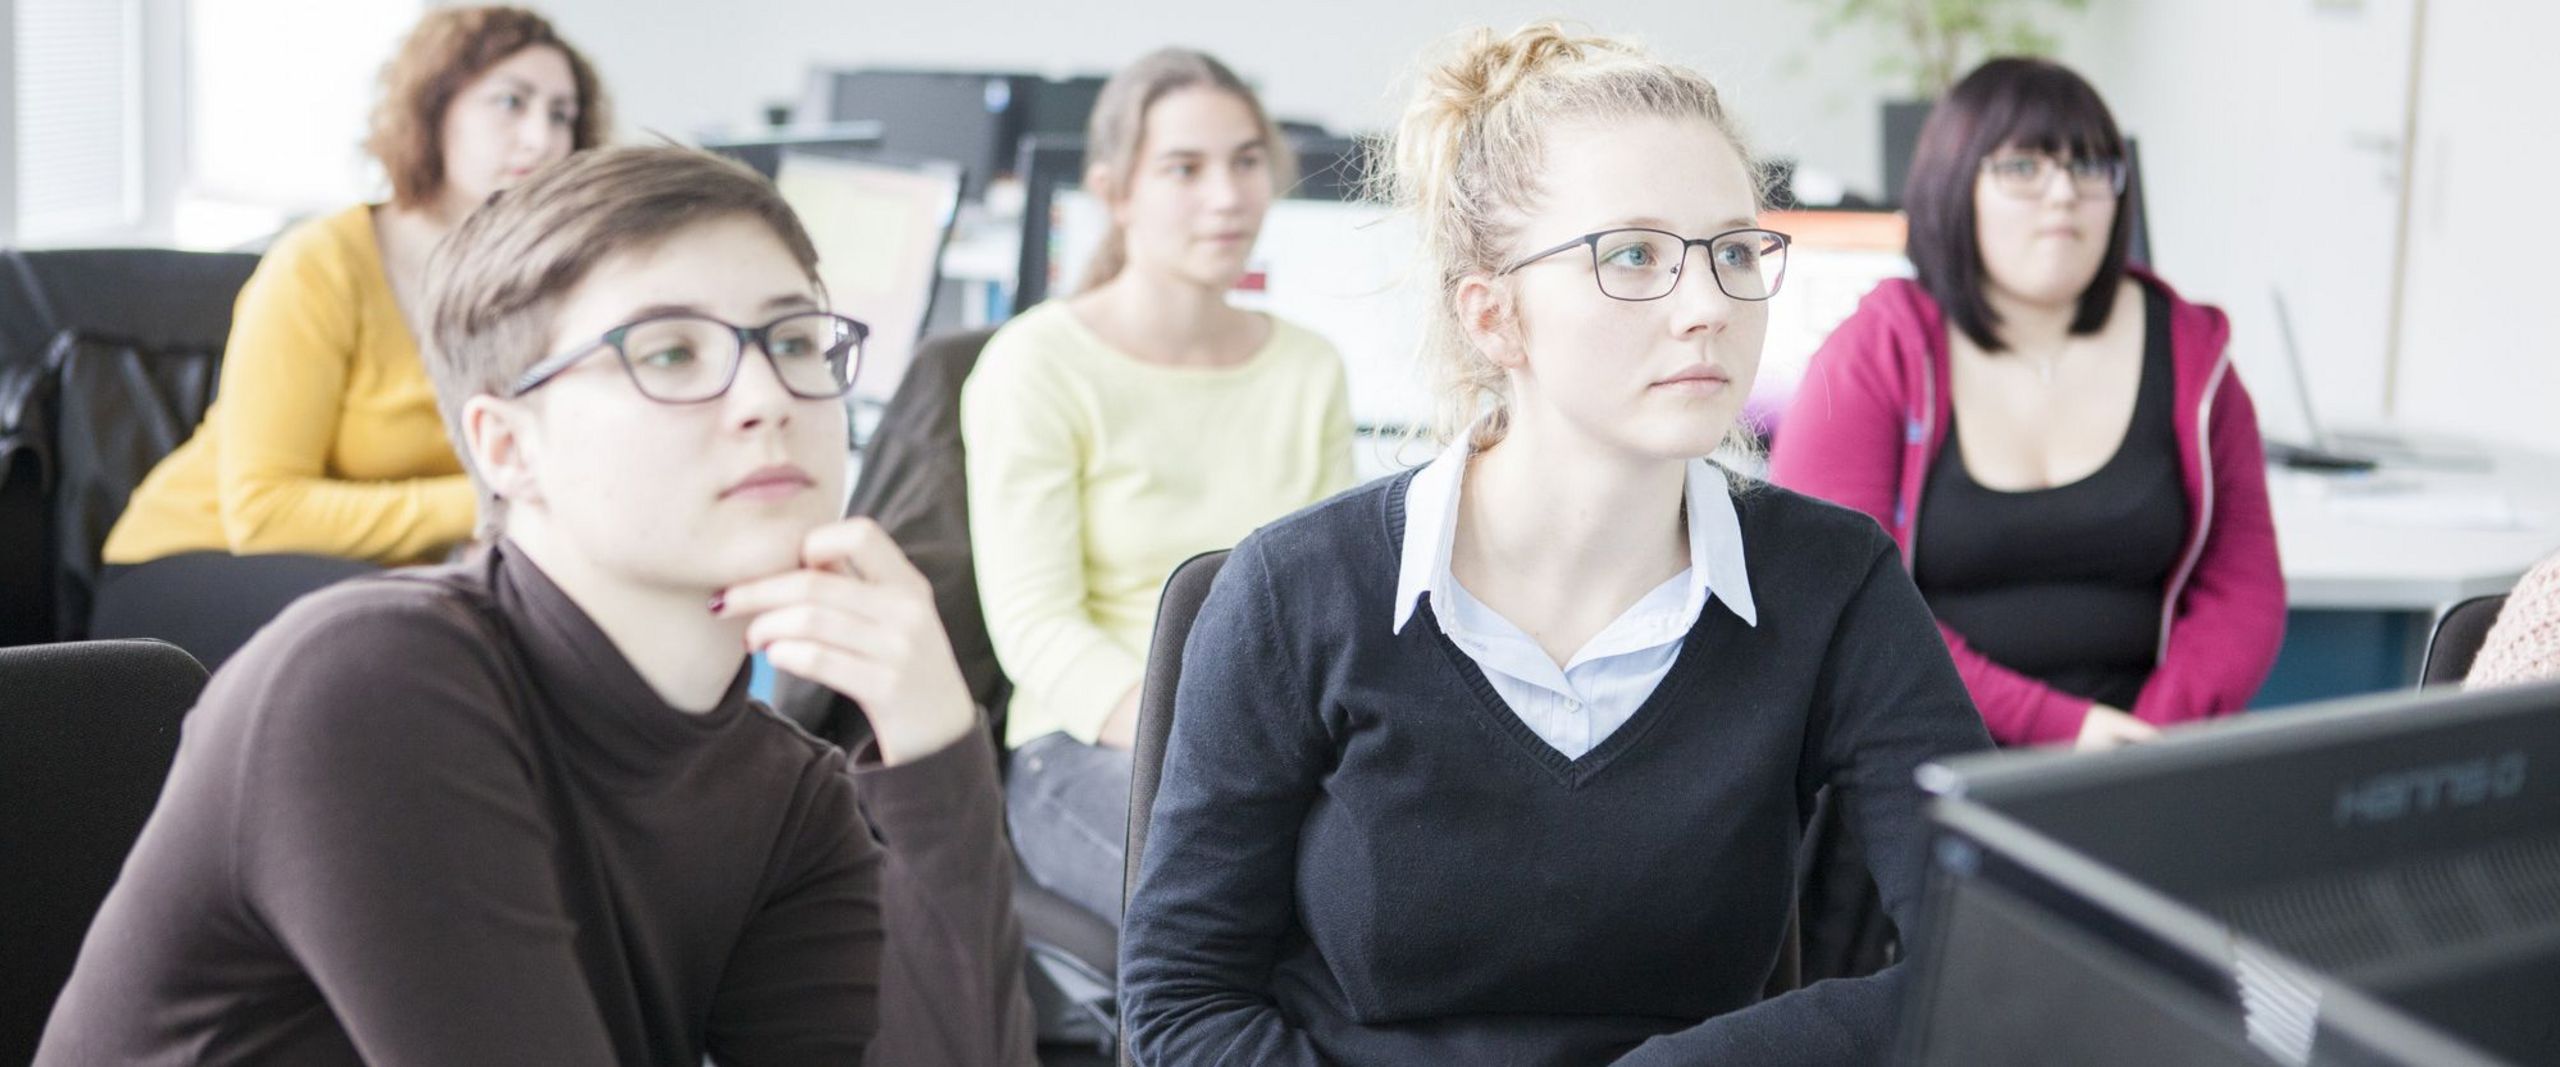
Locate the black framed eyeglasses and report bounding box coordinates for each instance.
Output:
[509,310,869,403]
[1981,153,2127,200]
[1497,227,1792,302]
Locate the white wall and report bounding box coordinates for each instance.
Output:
[2072,0,2557,456]
[517,0,2105,203]
[505,0,2552,453]
[2393,0,2560,454]
[2069,0,2420,444]
[188,0,421,212]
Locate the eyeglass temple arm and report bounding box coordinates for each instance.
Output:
[1499,234,1598,276]
[509,338,609,397]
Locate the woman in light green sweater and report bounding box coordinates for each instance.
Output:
[961,48,1353,926]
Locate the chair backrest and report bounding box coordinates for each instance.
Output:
[1,249,257,376]
[1121,549,1231,913]
[0,638,207,1062]
[47,332,223,638]
[0,409,47,647]
[769,327,1009,744]
[2422,593,2511,687]
[1118,549,1228,1067]
[0,248,259,647]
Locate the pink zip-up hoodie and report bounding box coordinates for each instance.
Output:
[1770,269,2286,745]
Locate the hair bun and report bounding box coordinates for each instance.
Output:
[1391,22,1649,209]
[1423,23,1625,126]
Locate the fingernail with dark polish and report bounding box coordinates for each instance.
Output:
[708,593,726,615]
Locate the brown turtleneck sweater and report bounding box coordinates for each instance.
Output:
[36,544,1035,1065]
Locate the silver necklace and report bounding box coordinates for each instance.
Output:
[2026,345,2065,385]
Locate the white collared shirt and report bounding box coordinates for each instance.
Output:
[1390,436,1759,760]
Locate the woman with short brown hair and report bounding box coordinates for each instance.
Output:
[91,6,610,671]
[42,144,1035,1067]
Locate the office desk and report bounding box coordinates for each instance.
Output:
[2270,445,2560,610]
[2257,440,2560,704]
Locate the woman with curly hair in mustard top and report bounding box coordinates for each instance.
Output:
[94,6,609,669]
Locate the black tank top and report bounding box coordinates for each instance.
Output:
[1913,286,2189,709]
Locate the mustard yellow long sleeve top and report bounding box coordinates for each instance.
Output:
[102,206,475,567]
[962,302,1354,748]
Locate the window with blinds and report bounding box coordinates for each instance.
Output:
[13,0,142,244]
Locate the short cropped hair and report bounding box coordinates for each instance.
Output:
[364,6,611,211]
[423,145,822,536]
[1902,57,2133,352]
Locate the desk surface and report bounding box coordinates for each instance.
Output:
[2269,439,2560,612]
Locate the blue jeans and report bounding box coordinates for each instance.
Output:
[1006,731,1133,926]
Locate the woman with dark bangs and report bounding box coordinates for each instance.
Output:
[1772,58,2283,749]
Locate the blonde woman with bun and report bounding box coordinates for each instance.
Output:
[1117,24,1990,1065]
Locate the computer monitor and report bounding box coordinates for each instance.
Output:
[805,68,1022,199]
[1018,75,1106,140]
[698,122,885,180]
[1012,134,1090,310]
[1282,135,1375,203]
[1747,208,1913,444]
[1899,680,2560,1066]
[769,151,963,404]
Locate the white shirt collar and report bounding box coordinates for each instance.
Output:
[1390,434,1758,636]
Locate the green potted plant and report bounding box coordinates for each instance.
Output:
[1800,0,2090,203]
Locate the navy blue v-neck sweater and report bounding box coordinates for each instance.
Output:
[1119,470,1994,1066]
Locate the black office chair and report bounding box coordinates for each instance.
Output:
[1120,551,1229,912]
[1116,549,1228,1067]
[42,331,223,640]
[0,248,260,647]
[0,638,208,1062]
[777,327,1009,729]
[766,328,1122,1056]
[2422,593,2511,687]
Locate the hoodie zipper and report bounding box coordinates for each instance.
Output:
[2156,351,2231,662]
[1899,353,1935,570]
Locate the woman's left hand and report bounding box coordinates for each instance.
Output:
[717,518,977,765]
[2073,703,2159,751]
